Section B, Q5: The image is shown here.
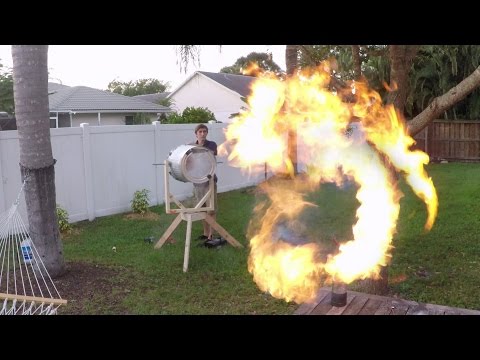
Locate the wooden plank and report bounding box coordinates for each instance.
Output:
[294,288,330,315]
[341,295,369,315]
[432,138,480,142]
[155,214,182,249]
[295,287,480,315]
[358,298,383,315]
[373,301,393,315]
[0,292,67,305]
[310,292,334,315]
[389,300,410,315]
[326,293,356,315]
[434,120,480,124]
[443,306,480,315]
[406,304,430,315]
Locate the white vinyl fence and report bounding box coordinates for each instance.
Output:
[0,122,270,224]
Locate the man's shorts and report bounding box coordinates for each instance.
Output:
[194,182,217,214]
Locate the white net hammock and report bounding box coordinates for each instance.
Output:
[0,180,67,315]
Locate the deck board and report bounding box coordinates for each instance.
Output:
[296,287,480,315]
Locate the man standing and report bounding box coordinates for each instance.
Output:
[191,124,218,241]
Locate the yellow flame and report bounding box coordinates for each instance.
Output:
[223,63,438,303]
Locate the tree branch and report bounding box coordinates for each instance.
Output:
[408,65,480,136]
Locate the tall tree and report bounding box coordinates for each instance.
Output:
[107,78,169,96]
[220,52,283,75]
[0,63,14,114]
[296,45,480,136]
[12,45,65,277]
[386,45,420,110]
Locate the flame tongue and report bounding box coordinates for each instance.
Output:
[225,63,438,303]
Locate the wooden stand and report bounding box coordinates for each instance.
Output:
[155,160,243,272]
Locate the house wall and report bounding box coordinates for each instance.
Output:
[0,122,268,225]
[170,74,246,124]
[71,113,158,127]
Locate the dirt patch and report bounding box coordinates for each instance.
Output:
[54,261,137,315]
[60,227,83,240]
[123,211,161,221]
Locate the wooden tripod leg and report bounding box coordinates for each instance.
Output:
[183,214,193,272]
[204,215,243,248]
[155,214,182,249]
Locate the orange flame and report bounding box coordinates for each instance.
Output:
[222,63,438,304]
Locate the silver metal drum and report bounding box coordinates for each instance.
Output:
[167,144,216,184]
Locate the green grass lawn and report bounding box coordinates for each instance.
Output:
[62,163,480,314]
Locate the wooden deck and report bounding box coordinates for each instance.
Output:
[295,287,480,315]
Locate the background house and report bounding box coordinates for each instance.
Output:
[49,83,171,127]
[167,71,256,123]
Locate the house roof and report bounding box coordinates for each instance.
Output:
[134,92,171,104]
[197,71,255,97]
[168,71,256,99]
[48,82,71,94]
[49,86,171,113]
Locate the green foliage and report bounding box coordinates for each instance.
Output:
[0,63,14,114]
[164,106,216,124]
[56,204,72,233]
[182,106,215,123]
[163,112,184,124]
[220,52,283,75]
[297,45,480,120]
[158,97,174,108]
[132,113,152,125]
[406,45,480,119]
[131,189,150,214]
[107,78,169,96]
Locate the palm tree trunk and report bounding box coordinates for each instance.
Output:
[351,45,362,80]
[387,45,419,112]
[12,45,65,277]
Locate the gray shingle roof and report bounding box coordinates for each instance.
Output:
[49,86,171,113]
[134,92,171,104]
[197,71,255,97]
[48,82,71,93]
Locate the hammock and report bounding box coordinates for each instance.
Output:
[0,180,67,315]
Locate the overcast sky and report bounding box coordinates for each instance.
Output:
[0,45,286,92]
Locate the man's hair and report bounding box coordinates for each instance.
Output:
[195,124,209,134]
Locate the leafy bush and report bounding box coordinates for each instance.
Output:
[182,106,215,123]
[164,107,216,124]
[164,112,184,124]
[56,205,72,233]
[131,189,150,214]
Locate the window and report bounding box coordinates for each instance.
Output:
[125,116,134,125]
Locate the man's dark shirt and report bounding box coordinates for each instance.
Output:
[195,139,218,183]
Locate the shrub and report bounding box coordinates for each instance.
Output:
[56,205,72,233]
[164,107,216,124]
[163,112,184,124]
[181,106,215,123]
[131,189,150,214]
